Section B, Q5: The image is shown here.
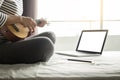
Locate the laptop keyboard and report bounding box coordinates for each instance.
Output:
[55,51,100,57]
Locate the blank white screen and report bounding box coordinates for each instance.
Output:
[78,31,106,52]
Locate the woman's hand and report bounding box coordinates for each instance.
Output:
[5,15,37,35]
[20,16,37,34]
[5,15,48,35]
[36,18,47,27]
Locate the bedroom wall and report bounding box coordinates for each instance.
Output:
[55,35,120,51]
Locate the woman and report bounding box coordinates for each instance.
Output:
[0,0,56,64]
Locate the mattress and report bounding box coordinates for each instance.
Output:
[0,51,120,80]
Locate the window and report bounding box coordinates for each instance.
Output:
[103,0,120,35]
[36,0,120,36]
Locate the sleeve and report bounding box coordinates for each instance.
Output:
[0,0,7,28]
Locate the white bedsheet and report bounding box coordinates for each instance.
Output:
[0,51,120,80]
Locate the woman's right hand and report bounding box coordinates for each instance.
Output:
[5,15,37,35]
[20,16,37,34]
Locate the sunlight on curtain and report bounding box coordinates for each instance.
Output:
[103,0,120,35]
[36,0,100,36]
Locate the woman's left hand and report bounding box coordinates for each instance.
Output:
[37,18,47,27]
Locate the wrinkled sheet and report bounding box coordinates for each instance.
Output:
[0,51,120,80]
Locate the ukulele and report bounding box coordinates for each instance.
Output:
[0,23,29,42]
[0,19,47,42]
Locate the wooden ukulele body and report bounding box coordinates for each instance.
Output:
[0,23,29,42]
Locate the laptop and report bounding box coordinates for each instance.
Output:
[56,30,108,57]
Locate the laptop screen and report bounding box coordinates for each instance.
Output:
[76,30,108,54]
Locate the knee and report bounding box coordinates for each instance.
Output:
[48,31,56,44]
[34,37,54,62]
[39,31,56,44]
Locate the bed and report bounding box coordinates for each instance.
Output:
[0,51,120,80]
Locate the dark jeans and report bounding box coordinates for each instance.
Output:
[0,32,56,64]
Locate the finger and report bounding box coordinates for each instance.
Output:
[26,19,36,32]
[24,22,34,33]
[30,18,37,27]
[29,21,36,32]
[27,25,34,35]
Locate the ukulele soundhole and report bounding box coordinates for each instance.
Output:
[12,24,19,32]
